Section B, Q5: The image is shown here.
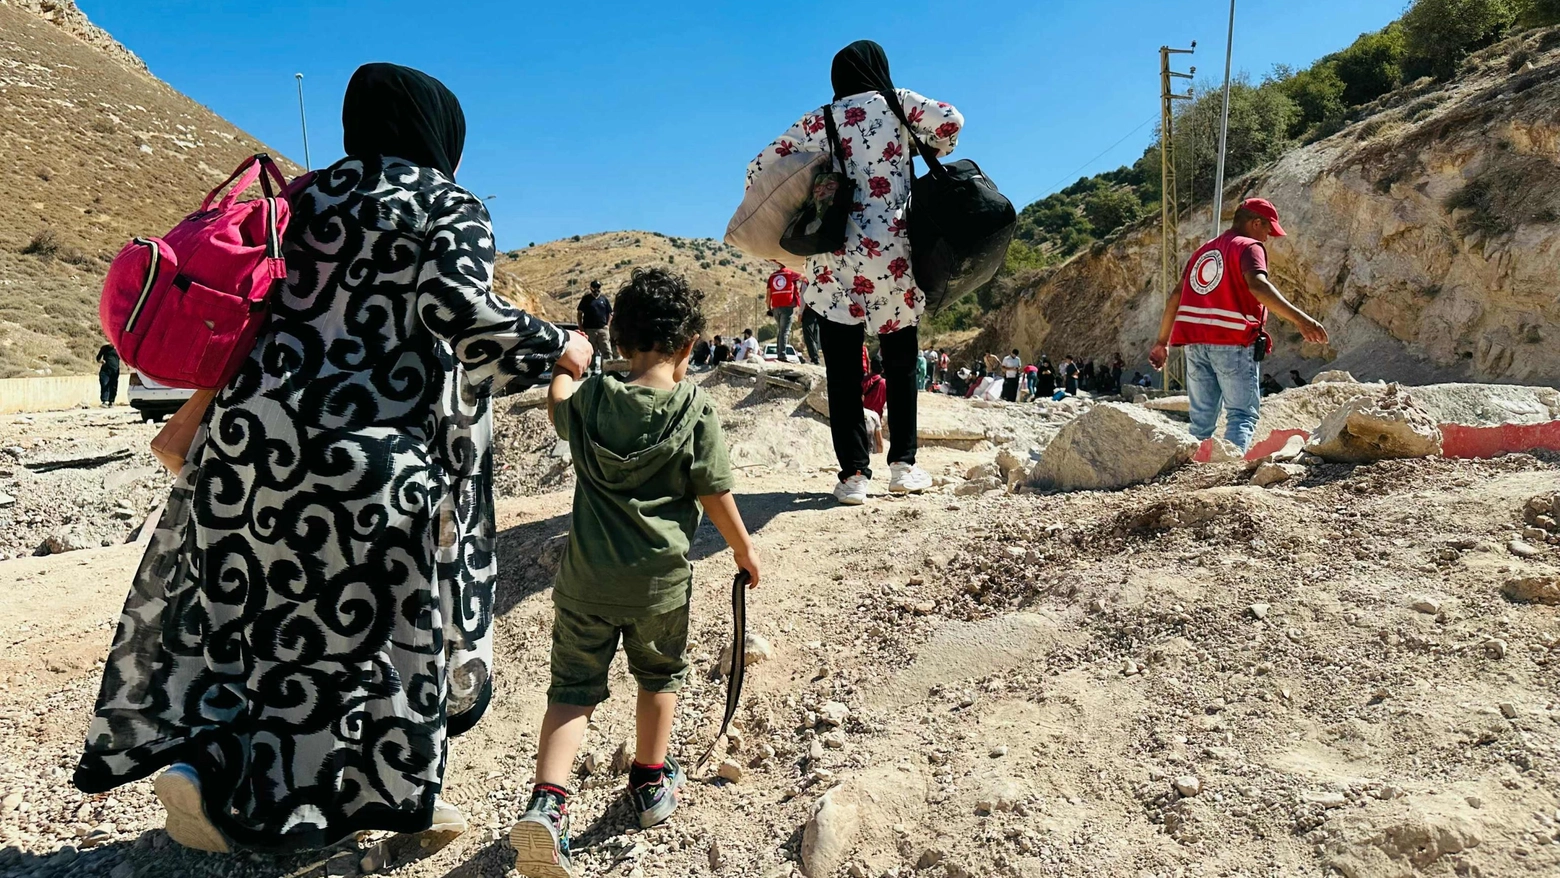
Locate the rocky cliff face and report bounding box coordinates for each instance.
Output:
[3,0,148,74]
[991,28,1560,386]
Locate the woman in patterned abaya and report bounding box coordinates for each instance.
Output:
[73,63,593,853]
[746,40,962,506]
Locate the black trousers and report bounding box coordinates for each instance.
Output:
[799,307,823,365]
[99,367,118,405]
[1002,376,1019,402]
[818,319,918,481]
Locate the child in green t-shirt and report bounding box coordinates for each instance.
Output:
[511,268,760,878]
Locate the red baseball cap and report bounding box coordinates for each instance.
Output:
[1239,198,1286,237]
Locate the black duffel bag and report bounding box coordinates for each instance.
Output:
[883,92,1016,314]
[780,105,857,257]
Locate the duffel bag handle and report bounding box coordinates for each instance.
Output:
[202,154,289,212]
[880,90,951,181]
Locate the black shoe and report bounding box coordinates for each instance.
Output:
[629,754,684,828]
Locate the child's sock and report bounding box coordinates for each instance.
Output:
[528,782,570,809]
[629,761,665,788]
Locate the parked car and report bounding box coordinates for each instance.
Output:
[762,343,799,362]
[127,370,195,420]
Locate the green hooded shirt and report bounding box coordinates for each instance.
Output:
[553,374,734,616]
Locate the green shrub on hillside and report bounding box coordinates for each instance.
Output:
[1082,187,1145,236]
[1402,0,1522,79]
[1333,24,1408,106]
[1279,62,1347,139]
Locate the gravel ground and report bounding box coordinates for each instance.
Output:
[3,382,1560,878]
[0,407,167,560]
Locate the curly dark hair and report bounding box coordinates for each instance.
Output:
[609,268,708,356]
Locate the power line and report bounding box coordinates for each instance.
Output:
[1030,115,1157,202]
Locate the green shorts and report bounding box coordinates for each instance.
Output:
[548,604,691,706]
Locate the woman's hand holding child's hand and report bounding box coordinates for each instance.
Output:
[557,331,595,378]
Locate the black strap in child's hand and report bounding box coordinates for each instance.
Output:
[697,570,751,771]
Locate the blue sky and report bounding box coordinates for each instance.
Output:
[83,1,1405,249]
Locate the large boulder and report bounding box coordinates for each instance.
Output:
[1304,384,1443,462]
[1029,403,1199,491]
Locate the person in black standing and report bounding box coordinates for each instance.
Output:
[1036,356,1055,399]
[577,280,613,374]
[1109,353,1125,396]
[95,343,120,407]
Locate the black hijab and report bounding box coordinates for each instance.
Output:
[342,63,466,178]
[831,40,895,100]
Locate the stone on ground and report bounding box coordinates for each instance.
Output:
[1029,403,1199,491]
[1304,384,1443,463]
[1266,434,1307,463]
[1143,395,1190,413]
[1310,370,1358,383]
[801,789,861,878]
[1250,462,1305,487]
[1205,437,1243,463]
[1502,574,1560,605]
[718,632,773,676]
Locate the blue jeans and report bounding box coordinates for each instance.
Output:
[1183,343,1261,450]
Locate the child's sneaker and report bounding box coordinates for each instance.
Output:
[511,787,573,878]
[630,754,684,828]
[833,473,869,505]
[154,763,230,853]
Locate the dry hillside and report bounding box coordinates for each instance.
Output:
[980,27,1560,387]
[0,0,299,378]
[495,231,777,334]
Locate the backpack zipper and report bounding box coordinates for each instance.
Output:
[123,238,159,334]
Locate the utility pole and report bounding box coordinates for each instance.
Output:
[1160,43,1195,393]
[1211,0,1236,238]
[295,73,311,171]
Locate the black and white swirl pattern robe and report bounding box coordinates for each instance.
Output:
[73,157,565,850]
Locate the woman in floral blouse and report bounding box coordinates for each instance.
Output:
[747,39,962,505]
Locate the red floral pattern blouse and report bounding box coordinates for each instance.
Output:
[747,89,962,335]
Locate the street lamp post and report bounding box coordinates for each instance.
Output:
[1211,0,1236,238]
[295,73,312,171]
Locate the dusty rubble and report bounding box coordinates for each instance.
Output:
[1304,384,1444,463]
[2,371,1559,878]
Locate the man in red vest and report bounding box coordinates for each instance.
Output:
[766,264,805,363]
[1149,198,1328,450]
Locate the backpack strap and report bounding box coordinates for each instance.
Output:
[696,570,751,771]
[880,89,951,181]
[822,104,847,176]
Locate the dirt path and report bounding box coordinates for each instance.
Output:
[2,379,1559,878]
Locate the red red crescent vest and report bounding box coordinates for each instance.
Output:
[1169,231,1268,348]
[767,269,801,309]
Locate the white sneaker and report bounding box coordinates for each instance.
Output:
[832,474,869,505]
[154,763,230,853]
[415,796,468,852]
[887,463,932,494]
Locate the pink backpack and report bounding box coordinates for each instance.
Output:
[100,154,291,389]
